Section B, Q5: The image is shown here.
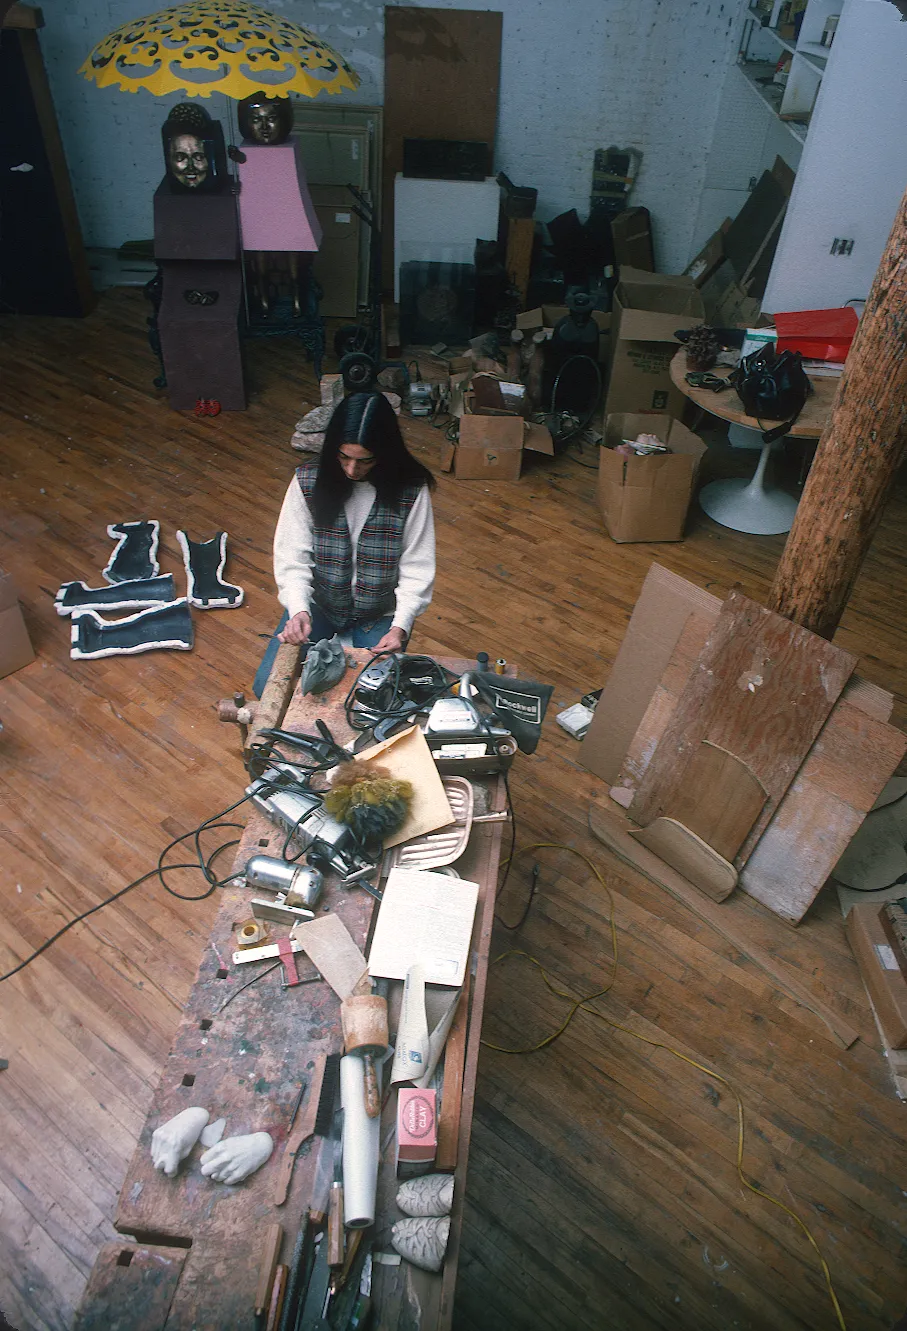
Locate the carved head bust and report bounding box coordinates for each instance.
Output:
[238,91,294,146]
[161,102,227,192]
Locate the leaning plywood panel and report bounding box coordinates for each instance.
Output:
[579,563,721,786]
[740,702,907,923]
[629,592,857,862]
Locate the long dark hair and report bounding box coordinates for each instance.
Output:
[311,393,435,525]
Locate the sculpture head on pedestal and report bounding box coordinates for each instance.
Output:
[238,91,294,146]
[162,103,228,192]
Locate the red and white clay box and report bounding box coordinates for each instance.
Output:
[396,1088,437,1166]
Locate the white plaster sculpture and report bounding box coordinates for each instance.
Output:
[391,1216,451,1273]
[200,1117,226,1148]
[150,1106,209,1178]
[199,1131,274,1184]
[396,1173,454,1217]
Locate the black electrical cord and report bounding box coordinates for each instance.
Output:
[548,354,603,445]
[0,795,256,984]
[342,652,455,732]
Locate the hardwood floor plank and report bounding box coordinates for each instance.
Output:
[4,289,907,1330]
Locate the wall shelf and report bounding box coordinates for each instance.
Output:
[740,0,834,147]
[736,60,808,144]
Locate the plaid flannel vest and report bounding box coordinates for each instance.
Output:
[296,463,421,628]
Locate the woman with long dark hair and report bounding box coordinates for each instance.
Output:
[256,393,435,689]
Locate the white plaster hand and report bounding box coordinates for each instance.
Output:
[199,1131,274,1184]
[150,1106,210,1178]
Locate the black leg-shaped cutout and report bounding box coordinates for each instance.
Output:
[55,574,177,616]
[70,599,194,659]
[176,531,244,609]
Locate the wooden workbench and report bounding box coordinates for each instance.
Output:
[74,652,509,1331]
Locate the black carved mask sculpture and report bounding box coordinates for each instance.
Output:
[237,90,294,146]
[161,102,228,193]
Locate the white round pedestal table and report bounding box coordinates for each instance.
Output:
[698,422,799,535]
[668,348,835,536]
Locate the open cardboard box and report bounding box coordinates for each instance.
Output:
[846,902,907,1049]
[0,568,35,678]
[597,412,706,543]
[440,414,554,481]
[605,267,704,418]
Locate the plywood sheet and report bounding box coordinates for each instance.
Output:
[740,701,907,922]
[630,591,858,863]
[630,817,737,902]
[579,563,722,786]
[665,741,767,862]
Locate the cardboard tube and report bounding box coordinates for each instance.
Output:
[340,1054,380,1229]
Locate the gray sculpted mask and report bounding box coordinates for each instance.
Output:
[300,634,347,696]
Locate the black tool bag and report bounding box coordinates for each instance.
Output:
[729,346,813,443]
[472,674,554,754]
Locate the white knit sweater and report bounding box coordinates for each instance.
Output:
[273,479,436,634]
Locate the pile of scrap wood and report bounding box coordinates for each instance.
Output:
[684,155,795,327]
[580,562,907,925]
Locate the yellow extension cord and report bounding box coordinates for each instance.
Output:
[482,843,846,1331]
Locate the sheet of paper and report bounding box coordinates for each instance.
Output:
[352,725,454,848]
[390,964,430,1085]
[367,868,479,988]
[291,913,368,999]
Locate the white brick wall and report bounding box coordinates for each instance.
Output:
[39,0,745,273]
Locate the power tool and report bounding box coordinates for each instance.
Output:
[247,780,375,883]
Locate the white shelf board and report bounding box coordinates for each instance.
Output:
[747,10,799,55]
[735,60,808,144]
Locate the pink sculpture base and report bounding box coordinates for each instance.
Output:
[237,139,323,253]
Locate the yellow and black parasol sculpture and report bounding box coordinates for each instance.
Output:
[78,0,359,100]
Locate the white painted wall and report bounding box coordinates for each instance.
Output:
[691,55,803,257]
[38,0,744,274]
[763,0,907,312]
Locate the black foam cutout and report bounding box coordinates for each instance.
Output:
[55,575,177,616]
[70,599,193,660]
[177,530,244,609]
[104,521,161,584]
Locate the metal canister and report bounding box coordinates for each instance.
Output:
[244,854,324,909]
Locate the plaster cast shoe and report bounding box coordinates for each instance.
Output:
[396,1173,454,1217]
[391,1216,451,1273]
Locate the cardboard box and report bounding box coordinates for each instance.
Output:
[684,222,730,288]
[450,414,524,480]
[611,207,654,273]
[597,413,707,543]
[0,568,35,678]
[441,414,553,480]
[605,268,704,418]
[846,903,907,1049]
[311,184,362,318]
[397,1087,437,1166]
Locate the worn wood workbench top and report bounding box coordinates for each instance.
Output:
[75,651,508,1331]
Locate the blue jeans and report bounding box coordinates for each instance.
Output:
[253,607,395,698]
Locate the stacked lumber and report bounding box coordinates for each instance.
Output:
[580,563,907,923]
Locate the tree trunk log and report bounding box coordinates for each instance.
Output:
[768,184,907,638]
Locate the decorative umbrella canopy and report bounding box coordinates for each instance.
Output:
[79,1,359,99]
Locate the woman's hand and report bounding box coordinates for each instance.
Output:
[278,611,311,645]
[373,626,407,653]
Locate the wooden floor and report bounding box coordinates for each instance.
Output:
[1,288,906,1331]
